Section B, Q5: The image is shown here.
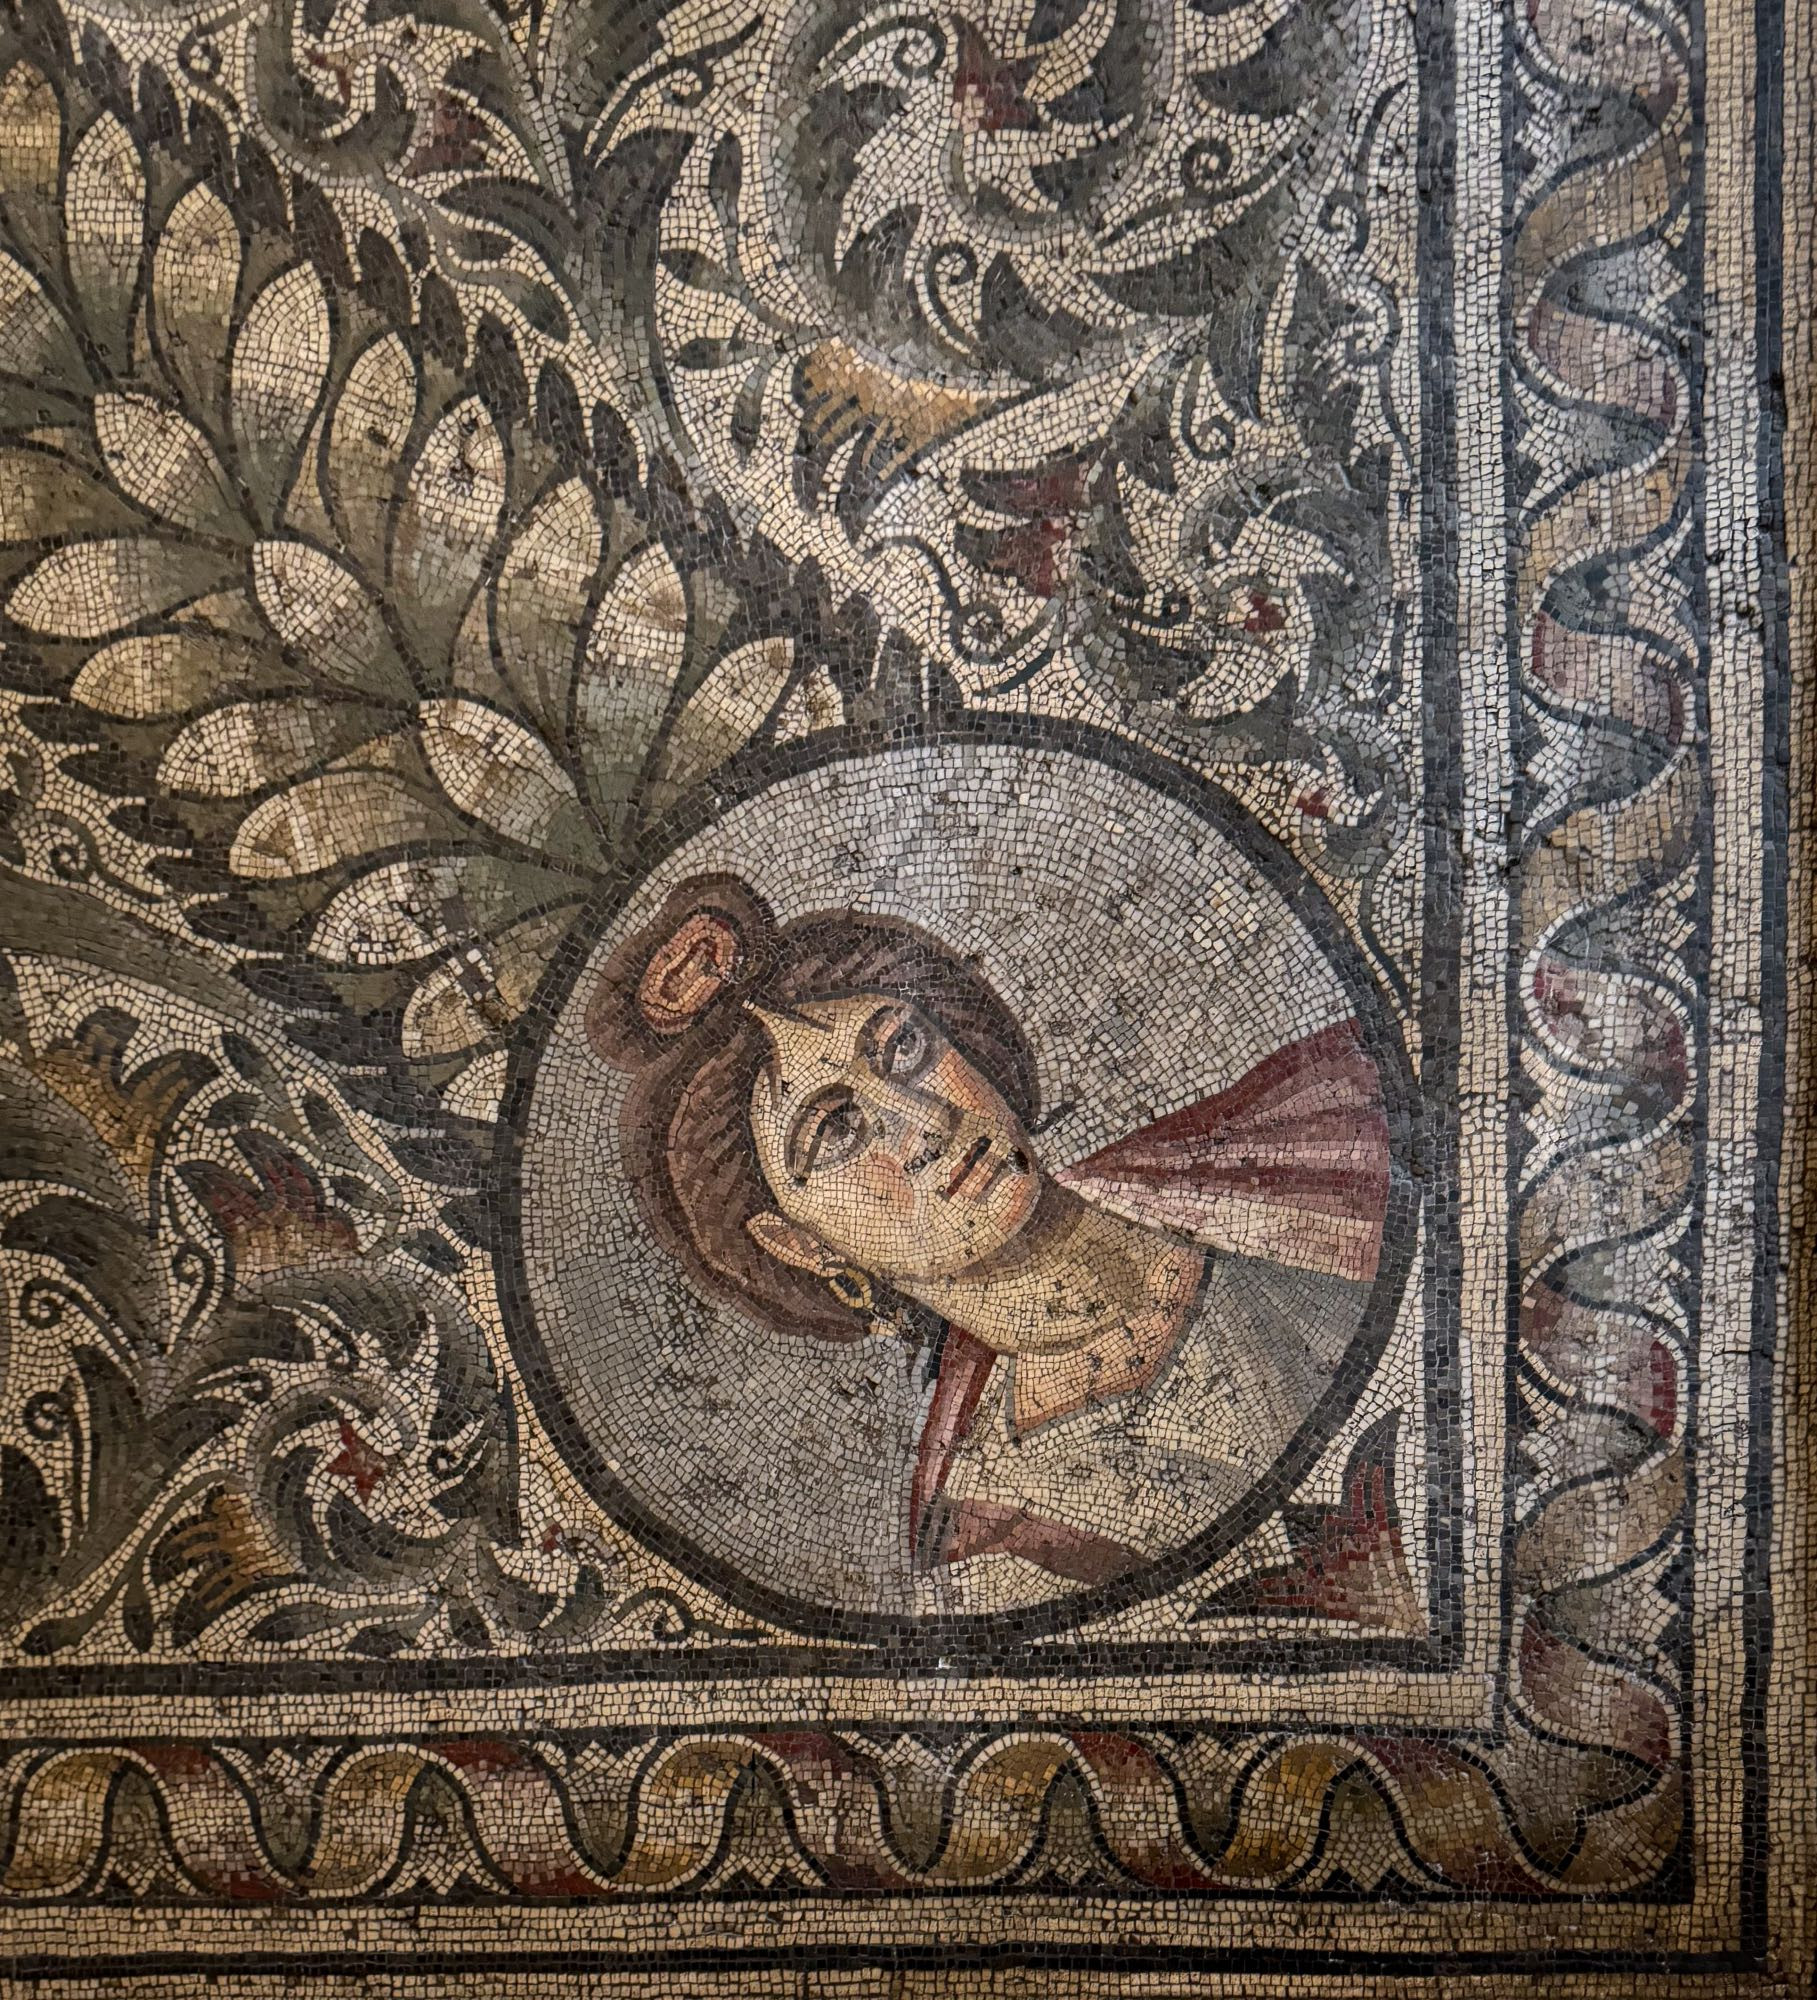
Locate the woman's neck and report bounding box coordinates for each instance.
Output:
[905,1178,1202,1359]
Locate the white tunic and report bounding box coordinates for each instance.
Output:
[937,1253,1371,1564]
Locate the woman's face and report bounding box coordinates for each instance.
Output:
[745,992,1041,1283]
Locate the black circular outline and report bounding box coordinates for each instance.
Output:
[493,712,1420,1655]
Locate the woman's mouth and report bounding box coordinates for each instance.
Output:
[943,1134,992,1198]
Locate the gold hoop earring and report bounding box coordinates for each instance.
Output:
[825,1265,874,1312]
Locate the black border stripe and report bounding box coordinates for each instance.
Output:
[1739,0,1790,1961]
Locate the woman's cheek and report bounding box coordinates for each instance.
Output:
[995,1166,1040,1235]
[852,1152,917,1219]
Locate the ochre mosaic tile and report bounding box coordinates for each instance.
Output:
[0,0,1806,1984]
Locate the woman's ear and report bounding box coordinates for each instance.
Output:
[745,1210,844,1277]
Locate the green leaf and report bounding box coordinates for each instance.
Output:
[252,538,414,700]
[648,635,792,811]
[572,540,687,834]
[310,850,578,967]
[63,113,143,369]
[421,695,600,861]
[94,393,239,535]
[9,537,234,638]
[159,698,398,797]
[229,766,462,881]
[323,333,420,581]
[149,183,242,428]
[491,476,603,737]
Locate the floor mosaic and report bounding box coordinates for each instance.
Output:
[0,0,1806,1984]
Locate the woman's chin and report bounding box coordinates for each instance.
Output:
[898,1256,988,1296]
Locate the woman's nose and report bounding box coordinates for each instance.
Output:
[900,1124,949,1175]
[859,1075,959,1166]
[895,1107,957,1173]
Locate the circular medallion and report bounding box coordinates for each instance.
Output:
[499,729,1415,1640]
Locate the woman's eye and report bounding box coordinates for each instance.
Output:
[794,1092,867,1175]
[878,1018,929,1079]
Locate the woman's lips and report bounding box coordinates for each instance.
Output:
[944,1134,992,1197]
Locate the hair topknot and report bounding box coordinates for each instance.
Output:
[585,874,779,1070]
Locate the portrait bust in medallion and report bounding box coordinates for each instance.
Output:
[584,869,1390,1594]
[511,739,1411,1626]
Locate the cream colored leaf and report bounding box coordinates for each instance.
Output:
[775,660,844,742]
[420,696,597,861]
[484,904,573,1010]
[310,852,564,967]
[279,405,336,544]
[232,264,330,503]
[609,541,688,648]
[573,542,688,820]
[172,589,265,640]
[72,631,277,718]
[0,251,77,388]
[449,579,494,697]
[8,537,228,638]
[64,115,144,357]
[441,1050,508,1123]
[229,767,446,879]
[494,477,603,732]
[326,332,419,578]
[311,859,446,965]
[252,538,412,700]
[653,637,793,802]
[159,700,393,797]
[95,392,235,532]
[401,959,492,1061]
[389,396,505,674]
[150,184,241,421]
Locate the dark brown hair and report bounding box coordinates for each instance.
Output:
[587,874,1038,1343]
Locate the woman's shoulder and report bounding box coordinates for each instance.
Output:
[1166,1249,1372,1406]
[1199,1249,1373,1320]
